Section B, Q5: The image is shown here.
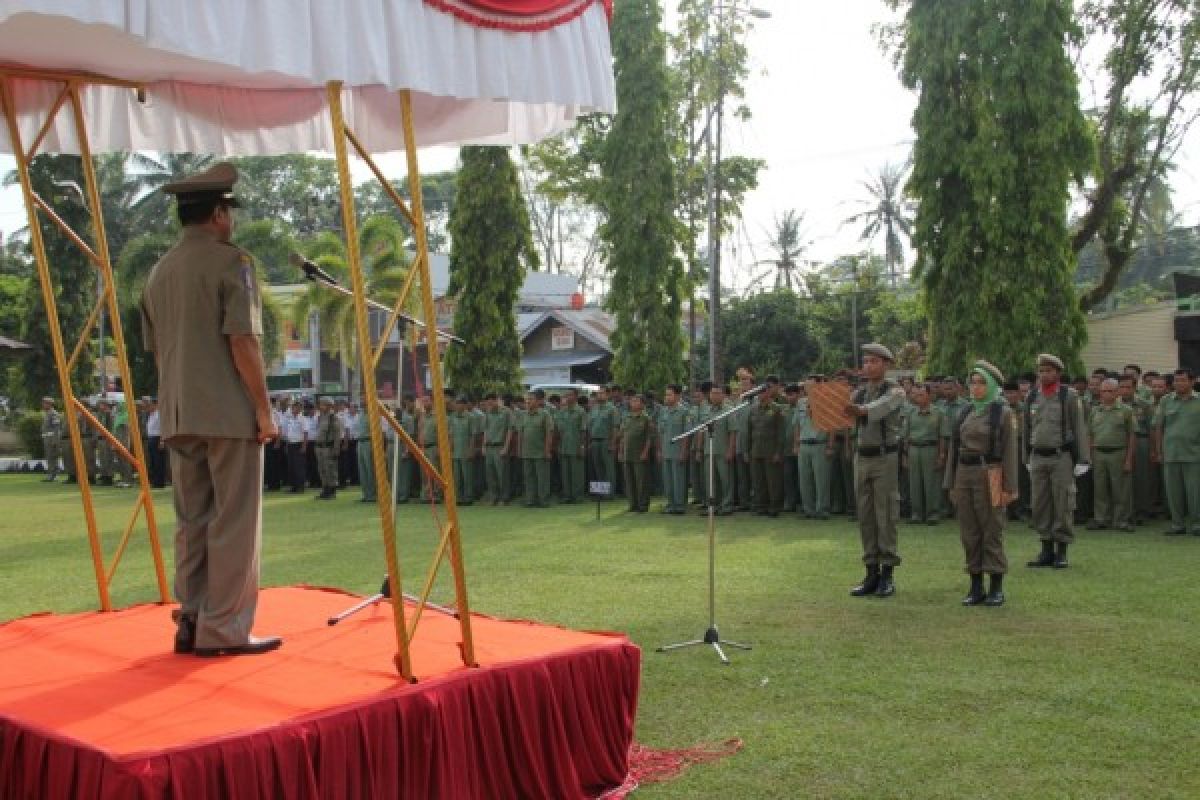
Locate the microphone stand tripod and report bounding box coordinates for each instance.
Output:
[301,269,460,626]
[656,396,754,664]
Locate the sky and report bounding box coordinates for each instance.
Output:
[2,1,1198,293]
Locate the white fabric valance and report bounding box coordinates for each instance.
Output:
[0,0,614,154]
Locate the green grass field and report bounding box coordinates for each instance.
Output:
[2,475,1198,799]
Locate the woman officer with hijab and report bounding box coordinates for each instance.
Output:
[944,360,1019,606]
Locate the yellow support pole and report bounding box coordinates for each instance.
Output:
[68,85,169,603]
[399,89,476,667]
[326,81,415,681]
[0,76,111,610]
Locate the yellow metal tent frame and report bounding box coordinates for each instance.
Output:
[0,67,475,681]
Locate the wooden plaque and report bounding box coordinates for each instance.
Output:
[804,381,854,432]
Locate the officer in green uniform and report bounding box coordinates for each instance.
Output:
[518,389,554,507]
[936,377,967,519]
[112,400,134,487]
[75,402,98,484]
[794,380,831,519]
[587,386,619,499]
[1120,375,1155,524]
[704,384,736,515]
[1153,368,1200,535]
[482,393,513,504]
[417,397,442,502]
[845,344,907,598]
[618,393,655,512]
[1087,378,1135,531]
[393,395,418,503]
[95,399,114,486]
[556,389,587,503]
[747,388,785,516]
[902,384,944,525]
[314,396,343,500]
[688,384,711,507]
[448,395,478,505]
[353,397,376,503]
[41,397,63,481]
[657,384,691,514]
[732,371,755,511]
[780,385,801,512]
[1024,353,1091,570]
[141,162,280,656]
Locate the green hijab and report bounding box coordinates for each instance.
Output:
[970,367,999,414]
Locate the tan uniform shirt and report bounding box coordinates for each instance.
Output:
[140,227,262,440]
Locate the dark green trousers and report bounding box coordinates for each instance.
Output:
[523,457,551,506]
[623,460,650,511]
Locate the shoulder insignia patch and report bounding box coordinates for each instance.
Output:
[240,254,254,290]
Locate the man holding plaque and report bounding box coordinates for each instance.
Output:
[844,344,907,598]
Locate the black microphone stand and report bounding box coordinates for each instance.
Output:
[656,394,754,664]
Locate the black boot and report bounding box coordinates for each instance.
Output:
[1053,542,1069,569]
[850,566,880,597]
[984,574,1005,606]
[961,573,985,606]
[1026,540,1055,568]
[875,565,896,597]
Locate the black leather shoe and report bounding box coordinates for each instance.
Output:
[173,616,196,654]
[1027,540,1055,567]
[850,566,880,597]
[1053,542,1069,569]
[875,565,896,597]
[962,574,985,606]
[984,574,1005,607]
[194,635,283,657]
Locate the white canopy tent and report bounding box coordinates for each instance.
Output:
[0,0,614,679]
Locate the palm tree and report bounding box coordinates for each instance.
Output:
[289,215,414,397]
[844,161,914,287]
[746,209,807,295]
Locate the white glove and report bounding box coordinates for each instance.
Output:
[1073,464,1090,478]
[1024,462,1031,473]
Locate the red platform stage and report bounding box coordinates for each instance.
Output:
[0,587,640,799]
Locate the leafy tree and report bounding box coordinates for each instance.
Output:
[701,289,822,380]
[896,0,1093,379]
[600,0,686,391]
[749,210,806,293]
[1071,0,1200,309]
[843,161,914,287]
[230,155,342,234]
[120,152,215,236]
[234,219,300,283]
[444,148,536,397]
[354,170,457,252]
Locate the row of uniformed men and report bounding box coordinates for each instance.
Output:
[39,395,168,489]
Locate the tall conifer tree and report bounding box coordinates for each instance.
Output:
[900,0,1093,377]
[444,147,536,398]
[600,0,685,390]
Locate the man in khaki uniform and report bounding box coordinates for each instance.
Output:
[482,393,512,504]
[1087,378,1135,531]
[705,384,736,515]
[448,395,478,505]
[313,396,343,500]
[794,380,832,520]
[1119,375,1155,524]
[1023,353,1090,570]
[618,393,655,512]
[747,388,785,516]
[844,343,907,598]
[140,163,280,657]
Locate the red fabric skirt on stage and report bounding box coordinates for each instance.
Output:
[0,587,640,799]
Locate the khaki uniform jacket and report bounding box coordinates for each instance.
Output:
[140,227,262,440]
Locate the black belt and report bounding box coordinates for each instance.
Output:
[958,454,998,466]
[910,441,938,447]
[1032,446,1069,457]
[591,437,608,441]
[1135,433,1150,438]
[857,445,898,457]
[486,442,505,447]
[1096,445,1126,453]
[315,444,334,448]
[801,439,825,444]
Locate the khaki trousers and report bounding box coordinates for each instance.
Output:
[168,436,263,649]
[953,465,1008,574]
[1092,448,1131,526]
[855,452,901,566]
[1030,452,1075,543]
[907,444,941,521]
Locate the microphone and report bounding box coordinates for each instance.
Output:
[290,252,338,285]
[740,384,770,401]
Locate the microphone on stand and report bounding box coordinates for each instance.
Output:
[739,383,771,401]
[290,252,338,285]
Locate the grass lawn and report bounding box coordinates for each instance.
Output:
[2,474,1198,799]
